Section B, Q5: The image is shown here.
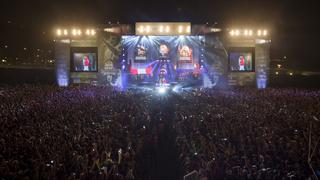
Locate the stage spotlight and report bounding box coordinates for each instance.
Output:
[86,29,90,35]
[244,29,248,36]
[172,85,182,93]
[91,29,96,35]
[166,26,170,33]
[56,29,61,36]
[257,30,262,36]
[63,29,68,35]
[159,26,164,32]
[158,87,167,94]
[235,30,240,36]
[138,26,144,33]
[263,30,267,36]
[186,26,191,33]
[178,26,183,33]
[146,26,151,33]
[229,30,235,36]
[72,29,77,36]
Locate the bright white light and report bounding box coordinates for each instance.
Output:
[235,29,240,36]
[91,29,96,35]
[72,29,77,36]
[172,85,182,93]
[77,29,81,35]
[256,39,270,44]
[178,26,183,33]
[138,26,144,33]
[257,30,262,36]
[146,26,151,33]
[165,26,170,33]
[244,29,248,36]
[263,30,267,36]
[63,29,68,35]
[56,29,61,36]
[158,87,167,94]
[229,30,234,36]
[248,30,253,36]
[159,26,164,32]
[186,26,191,33]
[86,29,90,35]
[275,71,279,75]
[104,28,114,32]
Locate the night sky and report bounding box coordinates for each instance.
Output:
[0,0,319,70]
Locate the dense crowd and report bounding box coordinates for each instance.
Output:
[0,85,319,179]
[174,88,320,179]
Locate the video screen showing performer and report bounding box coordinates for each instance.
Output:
[72,53,97,72]
[159,44,169,59]
[229,52,253,72]
[135,45,147,62]
[178,45,193,62]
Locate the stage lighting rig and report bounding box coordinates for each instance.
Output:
[55,28,96,37]
[135,22,191,35]
[228,28,268,38]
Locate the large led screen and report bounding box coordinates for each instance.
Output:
[71,47,98,72]
[229,48,254,72]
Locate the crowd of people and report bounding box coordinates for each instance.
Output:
[174,88,320,179]
[0,85,319,179]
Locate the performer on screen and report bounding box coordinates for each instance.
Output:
[238,55,245,71]
[83,56,90,71]
[158,66,167,85]
[159,44,169,58]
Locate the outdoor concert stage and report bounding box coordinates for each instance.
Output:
[54,22,271,90]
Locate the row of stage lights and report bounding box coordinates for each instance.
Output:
[56,29,96,36]
[137,25,191,34]
[229,29,268,37]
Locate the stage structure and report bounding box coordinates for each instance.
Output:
[54,22,271,89]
